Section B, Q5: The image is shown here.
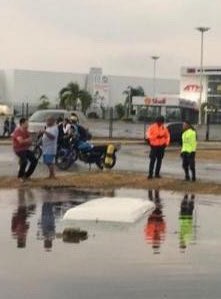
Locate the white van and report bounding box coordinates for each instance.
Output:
[29,109,87,134]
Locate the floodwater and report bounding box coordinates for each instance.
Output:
[1,188,221,299]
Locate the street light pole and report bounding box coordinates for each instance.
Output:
[196,27,210,125]
[151,56,160,99]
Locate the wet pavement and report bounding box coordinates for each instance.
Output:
[1,188,221,299]
[1,144,221,182]
[85,120,221,141]
[2,119,221,140]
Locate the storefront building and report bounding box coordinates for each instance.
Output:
[132,96,198,123]
[180,66,221,123]
[0,68,179,115]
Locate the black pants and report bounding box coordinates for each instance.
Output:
[3,128,10,137]
[16,150,38,179]
[149,146,165,177]
[182,152,196,180]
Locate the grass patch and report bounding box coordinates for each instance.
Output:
[1,171,221,195]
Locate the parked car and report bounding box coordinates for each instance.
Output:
[166,122,183,144]
[29,109,87,135]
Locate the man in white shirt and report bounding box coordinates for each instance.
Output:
[42,117,58,179]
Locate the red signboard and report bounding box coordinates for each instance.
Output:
[184,84,201,92]
[144,97,166,105]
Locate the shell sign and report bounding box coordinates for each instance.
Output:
[144,97,166,105]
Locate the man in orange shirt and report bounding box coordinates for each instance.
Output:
[146,116,170,179]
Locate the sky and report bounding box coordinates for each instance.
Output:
[0,0,220,79]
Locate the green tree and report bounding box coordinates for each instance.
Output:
[59,82,92,114]
[38,94,50,110]
[115,103,125,119]
[123,86,145,117]
[78,90,92,114]
[59,82,80,110]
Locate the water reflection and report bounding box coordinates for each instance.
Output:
[40,202,56,251]
[5,188,221,299]
[144,190,166,254]
[37,189,88,251]
[10,188,198,254]
[11,189,36,248]
[179,194,195,252]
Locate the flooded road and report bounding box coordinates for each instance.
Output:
[1,188,221,299]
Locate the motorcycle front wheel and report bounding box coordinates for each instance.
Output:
[33,146,42,160]
[56,149,73,170]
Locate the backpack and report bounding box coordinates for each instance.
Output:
[78,125,92,141]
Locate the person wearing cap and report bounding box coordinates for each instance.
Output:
[146,116,170,179]
[181,121,197,182]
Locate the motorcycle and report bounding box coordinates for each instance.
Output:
[55,138,78,170]
[33,133,78,168]
[55,138,119,171]
[32,132,43,160]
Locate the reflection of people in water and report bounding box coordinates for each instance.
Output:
[179,194,195,251]
[40,202,55,251]
[11,189,35,248]
[144,190,166,254]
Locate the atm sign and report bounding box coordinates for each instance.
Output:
[184,84,201,92]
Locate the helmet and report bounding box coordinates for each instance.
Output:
[70,114,78,123]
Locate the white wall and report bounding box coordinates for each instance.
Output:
[1,68,179,110]
[4,70,15,104]
[0,70,6,103]
[13,69,87,107]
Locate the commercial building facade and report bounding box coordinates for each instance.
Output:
[180,66,221,123]
[0,68,179,116]
[132,95,198,123]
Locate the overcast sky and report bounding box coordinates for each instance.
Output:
[0,0,219,78]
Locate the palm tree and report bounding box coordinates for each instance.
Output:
[59,82,92,114]
[38,94,50,110]
[123,86,145,117]
[59,82,80,110]
[78,90,92,114]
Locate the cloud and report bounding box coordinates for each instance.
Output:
[0,0,220,78]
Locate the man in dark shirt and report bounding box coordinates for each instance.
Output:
[12,118,38,181]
